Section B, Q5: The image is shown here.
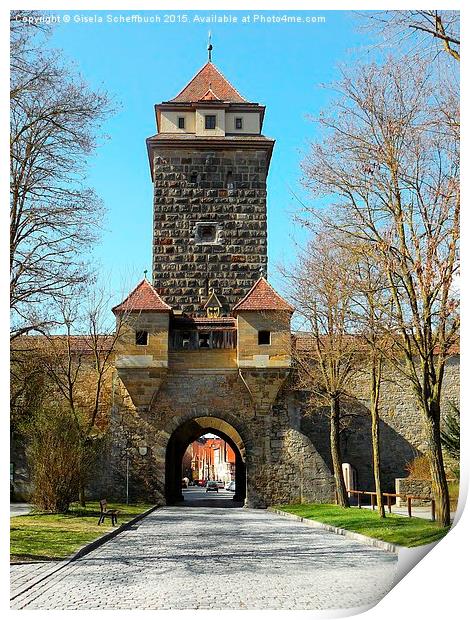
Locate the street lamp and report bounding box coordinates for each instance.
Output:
[125,436,132,505]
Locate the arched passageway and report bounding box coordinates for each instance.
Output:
[165,416,246,506]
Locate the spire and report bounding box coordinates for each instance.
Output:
[207,31,213,62]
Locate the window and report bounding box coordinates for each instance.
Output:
[226,171,234,190]
[190,171,198,184]
[205,115,216,130]
[195,222,218,244]
[135,330,149,346]
[182,331,191,349]
[199,333,210,348]
[235,117,243,130]
[200,225,216,241]
[178,116,185,129]
[258,330,271,345]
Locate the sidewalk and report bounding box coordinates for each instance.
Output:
[359,503,455,521]
[10,503,32,517]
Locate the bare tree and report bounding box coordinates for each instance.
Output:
[39,287,127,504]
[283,236,361,507]
[345,243,393,518]
[10,13,114,339]
[358,10,460,61]
[300,57,459,526]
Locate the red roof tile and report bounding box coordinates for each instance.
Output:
[232,277,294,313]
[169,62,247,103]
[112,279,171,314]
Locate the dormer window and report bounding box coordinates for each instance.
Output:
[136,330,149,346]
[235,117,243,130]
[205,115,216,130]
[178,117,185,129]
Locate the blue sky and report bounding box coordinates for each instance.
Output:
[46,10,372,308]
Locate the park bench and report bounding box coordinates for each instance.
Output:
[97,499,119,526]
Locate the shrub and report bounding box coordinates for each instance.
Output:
[405,455,431,480]
[25,406,85,513]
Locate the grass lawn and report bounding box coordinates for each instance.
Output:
[275,504,450,548]
[10,501,154,563]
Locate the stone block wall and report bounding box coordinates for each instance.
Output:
[152,147,269,314]
[395,478,434,507]
[105,369,335,508]
[237,311,291,368]
[168,348,236,370]
[297,356,460,497]
[114,312,169,365]
[100,356,458,508]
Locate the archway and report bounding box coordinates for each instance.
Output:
[165,416,247,505]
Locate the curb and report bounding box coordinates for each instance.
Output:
[69,504,159,561]
[268,507,402,554]
[10,505,159,602]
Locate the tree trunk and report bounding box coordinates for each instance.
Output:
[426,401,450,526]
[330,396,349,507]
[370,358,385,518]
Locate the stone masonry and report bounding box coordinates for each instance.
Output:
[152,148,269,315]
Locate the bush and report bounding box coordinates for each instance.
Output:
[405,455,431,480]
[25,406,85,513]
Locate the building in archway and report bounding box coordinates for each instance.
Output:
[103,53,459,509]
[187,437,236,484]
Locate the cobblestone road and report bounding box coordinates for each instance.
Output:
[11,496,397,610]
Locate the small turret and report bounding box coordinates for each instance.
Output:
[233,277,294,414]
[112,279,171,411]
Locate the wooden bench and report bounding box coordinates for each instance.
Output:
[97,499,119,526]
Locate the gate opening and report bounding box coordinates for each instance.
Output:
[165,416,247,506]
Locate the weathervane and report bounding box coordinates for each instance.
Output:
[207,31,213,62]
[144,269,148,279]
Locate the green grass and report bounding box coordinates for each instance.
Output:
[10,501,154,562]
[275,504,450,548]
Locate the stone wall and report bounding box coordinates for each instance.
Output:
[104,370,335,508]
[395,478,433,507]
[152,147,269,314]
[237,311,291,368]
[12,343,459,509]
[297,356,460,497]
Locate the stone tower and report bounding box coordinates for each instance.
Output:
[110,53,336,509]
[146,60,274,315]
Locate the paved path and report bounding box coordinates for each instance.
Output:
[360,503,456,521]
[11,493,397,610]
[10,503,32,517]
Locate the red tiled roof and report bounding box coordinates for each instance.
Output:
[12,335,114,355]
[293,333,460,355]
[112,279,171,314]
[232,277,294,313]
[169,62,247,103]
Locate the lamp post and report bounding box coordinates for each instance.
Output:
[125,436,131,505]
